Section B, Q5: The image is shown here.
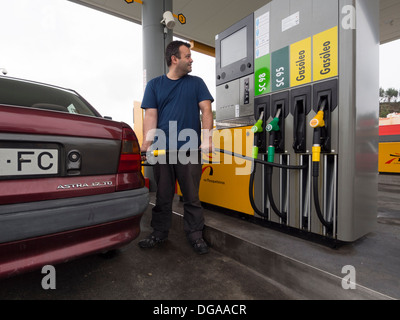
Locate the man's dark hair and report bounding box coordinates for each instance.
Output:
[165,41,191,67]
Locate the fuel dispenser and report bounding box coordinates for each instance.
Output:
[200,0,379,243]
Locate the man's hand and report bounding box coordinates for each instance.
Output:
[199,100,214,156]
[200,137,214,155]
[141,108,158,161]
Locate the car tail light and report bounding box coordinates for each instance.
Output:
[116,127,145,191]
[118,127,141,173]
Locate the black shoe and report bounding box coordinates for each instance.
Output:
[190,238,209,255]
[138,234,167,249]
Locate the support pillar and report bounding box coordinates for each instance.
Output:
[142,0,173,191]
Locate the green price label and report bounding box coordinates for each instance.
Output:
[255,54,270,96]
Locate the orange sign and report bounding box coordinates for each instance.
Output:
[125,0,143,4]
[173,13,186,25]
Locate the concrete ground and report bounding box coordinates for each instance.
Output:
[0,203,299,300]
[0,174,398,300]
[201,174,400,300]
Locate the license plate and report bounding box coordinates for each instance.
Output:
[0,148,59,177]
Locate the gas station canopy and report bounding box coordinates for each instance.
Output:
[70,0,400,50]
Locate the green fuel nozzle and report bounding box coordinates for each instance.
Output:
[266,108,281,133]
[252,112,264,159]
[251,111,264,133]
[266,108,282,163]
[266,118,280,132]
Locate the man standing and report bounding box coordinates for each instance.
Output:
[139,41,214,254]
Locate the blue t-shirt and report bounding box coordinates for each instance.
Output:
[141,75,214,150]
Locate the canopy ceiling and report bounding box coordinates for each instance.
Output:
[69,0,400,47]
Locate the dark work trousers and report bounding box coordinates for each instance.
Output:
[151,152,204,242]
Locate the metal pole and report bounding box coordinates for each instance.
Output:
[142,0,173,191]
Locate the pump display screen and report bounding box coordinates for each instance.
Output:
[220,27,247,68]
[216,14,254,86]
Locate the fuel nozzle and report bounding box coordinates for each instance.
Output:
[251,112,264,159]
[310,99,327,163]
[141,150,167,157]
[310,99,327,129]
[309,98,333,232]
[266,108,282,163]
[266,108,281,133]
[310,111,325,129]
[251,111,264,134]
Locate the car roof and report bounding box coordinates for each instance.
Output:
[0,75,79,96]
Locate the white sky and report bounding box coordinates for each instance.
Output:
[0,0,216,129]
[1,0,399,129]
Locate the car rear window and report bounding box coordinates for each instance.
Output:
[0,77,99,117]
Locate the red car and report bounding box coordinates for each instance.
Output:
[0,76,148,279]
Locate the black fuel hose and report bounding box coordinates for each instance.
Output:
[248,161,268,218]
[215,148,307,170]
[265,165,287,222]
[216,148,304,222]
[141,149,308,170]
[248,160,288,222]
[311,128,334,233]
[312,162,333,232]
[141,148,307,223]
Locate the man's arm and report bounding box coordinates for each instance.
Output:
[141,108,158,158]
[199,100,214,153]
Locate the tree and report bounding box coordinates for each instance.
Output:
[379,87,385,102]
[385,88,399,102]
[379,87,400,118]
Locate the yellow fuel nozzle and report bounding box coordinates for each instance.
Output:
[310,98,328,129]
[141,150,166,157]
[310,111,325,128]
[152,150,166,157]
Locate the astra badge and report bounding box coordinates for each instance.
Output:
[57,181,113,189]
